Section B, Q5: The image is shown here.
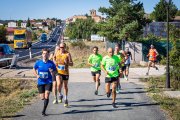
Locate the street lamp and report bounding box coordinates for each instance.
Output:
[165,0,170,88]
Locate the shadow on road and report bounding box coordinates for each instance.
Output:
[1,114,25,119]
[71,97,134,103]
[62,108,132,115]
[117,102,159,107]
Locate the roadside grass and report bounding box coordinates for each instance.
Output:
[0,79,38,119]
[66,41,106,68]
[140,76,180,120]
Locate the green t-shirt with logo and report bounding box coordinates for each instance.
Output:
[88,54,103,72]
[101,55,120,78]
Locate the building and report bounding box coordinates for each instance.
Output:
[8,21,17,28]
[6,27,15,41]
[143,22,180,38]
[0,23,3,26]
[66,9,105,24]
[21,22,27,28]
[90,9,105,23]
[66,15,87,24]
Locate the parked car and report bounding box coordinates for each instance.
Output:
[0,44,15,67]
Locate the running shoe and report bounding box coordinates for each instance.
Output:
[64,99,68,107]
[42,112,48,116]
[53,99,58,104]
[112,103,118,108]
[58,95,63,103]
[107,89,112,98]
[156,67,159,70]
[95,90,98,95]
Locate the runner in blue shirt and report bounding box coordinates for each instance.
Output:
[33,48,56,116]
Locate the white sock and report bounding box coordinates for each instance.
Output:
[64,96,67,100]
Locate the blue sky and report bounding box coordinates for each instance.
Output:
[0,0,179,20]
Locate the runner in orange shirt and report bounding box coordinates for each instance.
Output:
[146,45,159,75]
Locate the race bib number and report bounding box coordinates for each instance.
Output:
[58,65,65,70]
[108,66,116,71]
[94,63,100,67]
[39,72,48,79]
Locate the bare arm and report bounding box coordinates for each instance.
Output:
[33,68,39,79]
[155,49,159,56]
[49,68,56,81]
[101,64,108,75]
[68,53,73,66]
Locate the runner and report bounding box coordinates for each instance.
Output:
[124,47,132,80]
[146,44,159,75]
[33,48,56,116]
[54,42,73,107]
[88,46,102,95]
[51,45,60,104]
[101,47,121,108]
[114,44,122,93]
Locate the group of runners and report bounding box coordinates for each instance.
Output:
[33,42,159,116]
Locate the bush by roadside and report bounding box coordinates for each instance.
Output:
[140,76,180,120]
[0,79,38,119]
[66,41,106,68]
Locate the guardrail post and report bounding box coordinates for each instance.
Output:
[29,47,32,59]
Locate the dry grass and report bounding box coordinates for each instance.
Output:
[0,79,37,119]
[66,41,106,68]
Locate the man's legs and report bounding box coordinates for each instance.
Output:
[63,80,69,107]
[112,81,117,103]
[112,81,118,108]
[52,81,58,104]
[95,73,100,95]
[152,62,159,70]
[56,75,63,103]
[146,61,152,75]
[106,83,111,98]
[42,90,50,116]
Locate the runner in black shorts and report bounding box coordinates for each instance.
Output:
[101,48,121,108]
[88,46,102,95]
[33,48,56,116]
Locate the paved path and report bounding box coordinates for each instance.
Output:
[9,66,168,120]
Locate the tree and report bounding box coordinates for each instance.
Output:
[17,20,23,27]
[151,0,178,22]
[65,18,96,40]
[0,26,7,43]
[176,10,180,16]
[26,18,31,27]
[97,0,147,42]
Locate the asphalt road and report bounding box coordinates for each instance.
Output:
[13,82,166,120]
[15,25,63,61]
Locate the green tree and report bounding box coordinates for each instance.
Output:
[0,26,7,43]
[26,18,31,27]
[17,20,23,27]
[65,18,96,40]
[32,32,37,40]
[151,0,178,22]
[97,0,147,42]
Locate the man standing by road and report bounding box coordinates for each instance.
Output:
[146,45,159,75]
[124,47,132,80]
[101,48,121,108]
[88,46,102,95]
[33,48,56,116]
[54,43,73,107]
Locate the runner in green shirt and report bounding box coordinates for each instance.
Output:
[101,47,121,108]
[88,46,102,95]
[114,44,127,93]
